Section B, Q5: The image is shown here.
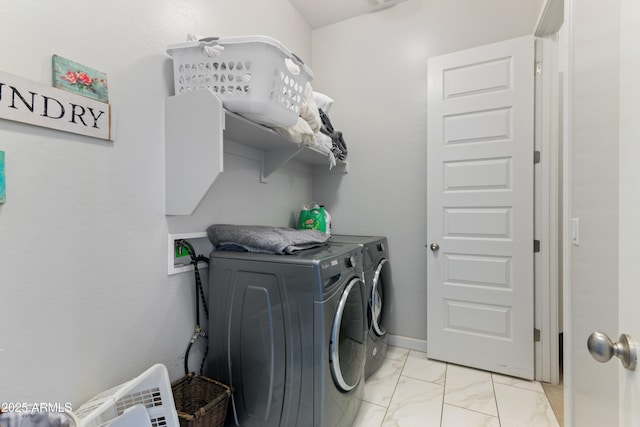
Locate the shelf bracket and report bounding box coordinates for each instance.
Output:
[263,146,305,180]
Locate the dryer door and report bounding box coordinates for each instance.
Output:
[371,258,390,337]
[330,277,366,392]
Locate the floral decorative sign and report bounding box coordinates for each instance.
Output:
[52,55,108,103]
[0,151,5,204]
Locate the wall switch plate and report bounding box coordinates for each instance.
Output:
[571,218,580,246]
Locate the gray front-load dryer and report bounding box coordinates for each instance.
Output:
[206,244,366,427]
[330,235,392,379]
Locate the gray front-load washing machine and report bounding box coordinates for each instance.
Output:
[206,244,366,427]
[330,235,392,379]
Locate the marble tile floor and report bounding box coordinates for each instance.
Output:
[354,346,561,427]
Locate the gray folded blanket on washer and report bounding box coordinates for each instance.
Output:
[207,224,330,254]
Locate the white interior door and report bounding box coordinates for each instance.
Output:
[618,0,640,419]
[427,36,535,380]
[568,0,640,425]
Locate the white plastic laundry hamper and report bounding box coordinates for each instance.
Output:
[101,405,152,427]
[167,35,313,127]
[74,364,179,427]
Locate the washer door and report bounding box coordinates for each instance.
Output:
[330,277,366,392]
[371,258,390,337]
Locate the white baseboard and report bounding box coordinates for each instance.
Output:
[387,334,428,353]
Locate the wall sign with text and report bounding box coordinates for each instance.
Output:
[0,70,112,141]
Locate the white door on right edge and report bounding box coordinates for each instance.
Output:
[426,36,535,380]
[572,1,640,425]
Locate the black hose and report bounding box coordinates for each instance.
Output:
[184,340,193,376]
[199,340,209,376]
[177,239,210,376]
[184,335,209,376]
[177,240,200,327]
[194,256,210,321]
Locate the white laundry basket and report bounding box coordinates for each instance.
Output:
[101,405,152,427]
[167,35,313,127]
[74,364,179,427]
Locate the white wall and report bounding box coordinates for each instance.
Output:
[0,0,312,407]
[311,0,539,343]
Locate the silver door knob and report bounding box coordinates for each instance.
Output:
[429,243,440,252]
[587,331,637,371]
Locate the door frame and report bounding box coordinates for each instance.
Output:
[534,0,566,384]
[534,0,564,385]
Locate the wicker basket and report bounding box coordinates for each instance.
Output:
[171,374,231,427]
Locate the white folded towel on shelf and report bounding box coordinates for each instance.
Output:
[273,117,315,146]
[312,132,333,154]
[311,132,337,169]
[300,82,322,133]
[312,91,334,114]
[266,80,339,170]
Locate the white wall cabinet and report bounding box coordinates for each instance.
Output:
[165,89,347,215]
